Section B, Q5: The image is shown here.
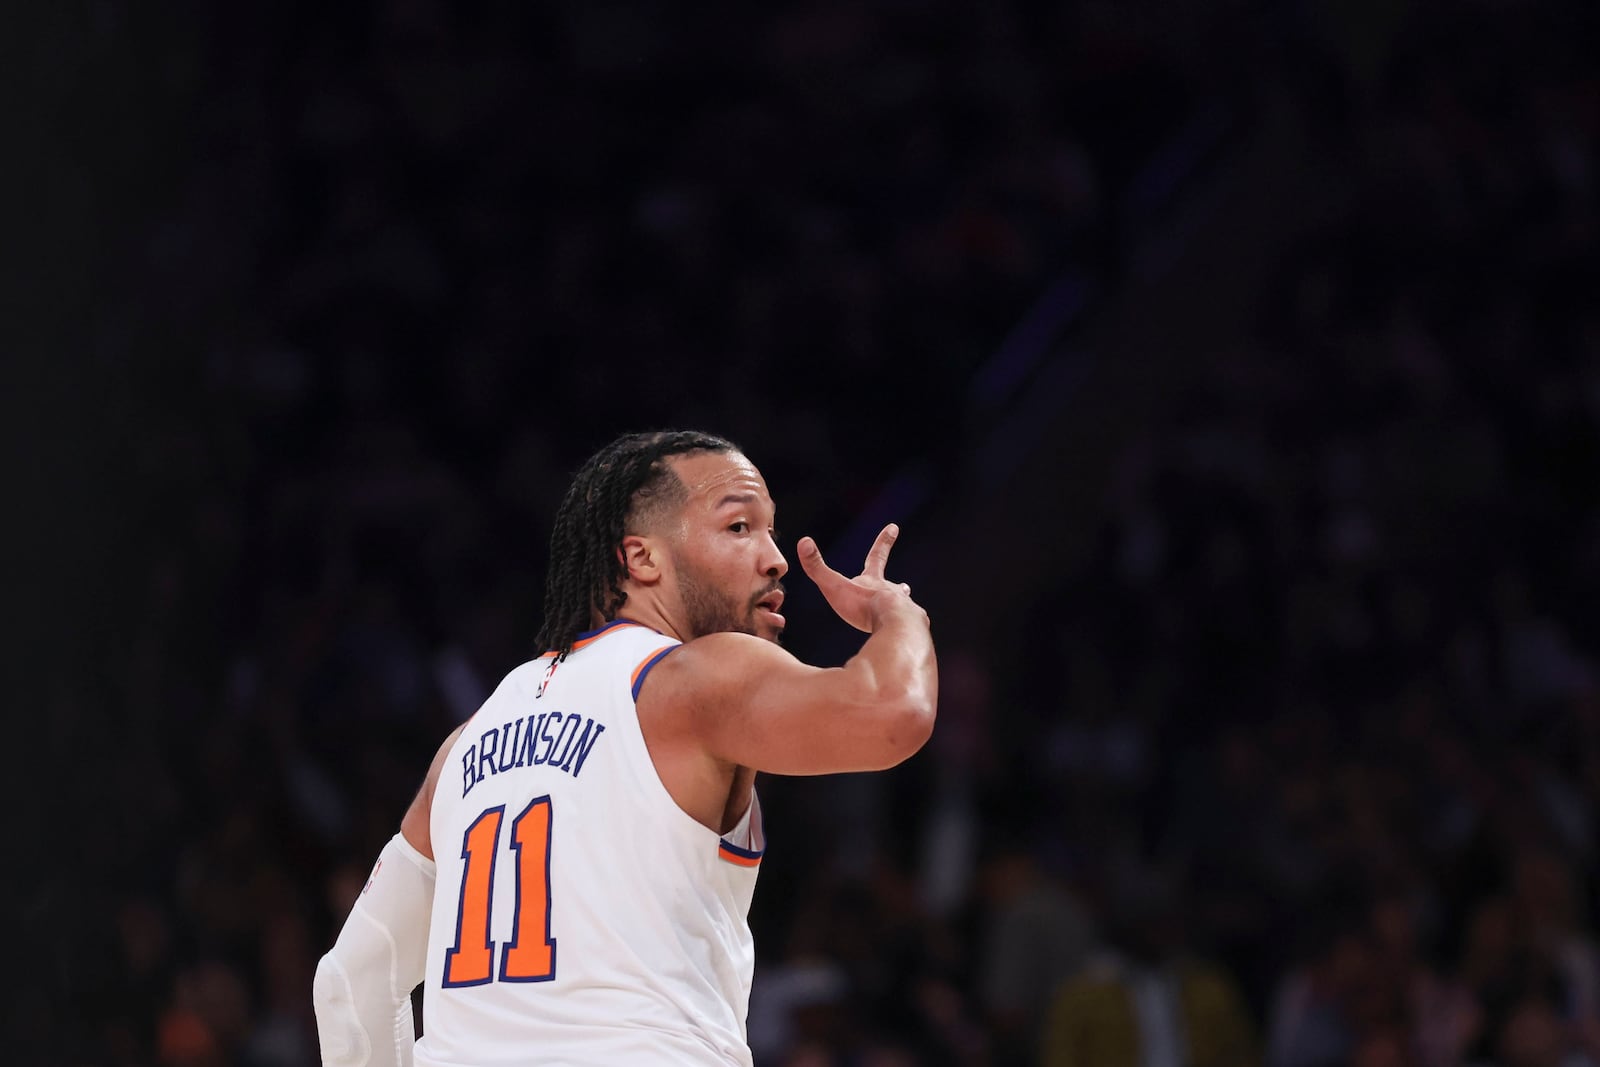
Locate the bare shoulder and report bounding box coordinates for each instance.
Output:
[426,722,470,783]
[638,632,832,755]
[667,630,793,668]
[400,721,469,860]
[648,633,808,707]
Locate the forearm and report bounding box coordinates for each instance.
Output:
[313,834,435,1067]
[846,596,937,731]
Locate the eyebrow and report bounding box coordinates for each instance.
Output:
[714,493,758,508]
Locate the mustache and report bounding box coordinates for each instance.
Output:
[752,581,786,604]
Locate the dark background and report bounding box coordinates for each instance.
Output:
[16,1,1600,1065]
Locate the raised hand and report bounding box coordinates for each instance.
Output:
[796,523,918,633]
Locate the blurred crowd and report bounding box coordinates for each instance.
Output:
[39,1,1600,1066]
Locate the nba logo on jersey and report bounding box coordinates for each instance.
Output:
[536,656,559,699]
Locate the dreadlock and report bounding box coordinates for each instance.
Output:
[536,429,738,658]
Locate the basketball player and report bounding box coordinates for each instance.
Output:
[313,430,938,1066]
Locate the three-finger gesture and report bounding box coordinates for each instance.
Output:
[796,524,919,633]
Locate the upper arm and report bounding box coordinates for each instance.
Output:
[399,723,467,860]
[641,633,935,776]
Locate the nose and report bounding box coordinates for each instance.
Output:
[764,533,788,579]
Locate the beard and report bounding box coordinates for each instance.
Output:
[677,563,756,640]
[676,562,783,644]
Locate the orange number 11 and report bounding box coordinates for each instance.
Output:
[442,796,557,986]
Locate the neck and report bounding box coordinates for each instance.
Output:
[611,587,690,643]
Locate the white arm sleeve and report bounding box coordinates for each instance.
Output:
[313,833,437,1067]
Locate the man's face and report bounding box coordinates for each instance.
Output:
[663,451,788,643]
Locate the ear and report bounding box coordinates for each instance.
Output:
[620,534,663,584]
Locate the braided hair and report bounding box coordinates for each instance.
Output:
[536,429,738,658]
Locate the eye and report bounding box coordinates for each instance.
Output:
[771,528,783,543]
[729,521,749,533]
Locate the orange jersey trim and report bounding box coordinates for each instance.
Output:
[629,646,678,700]
[565,620,647,654]
[717,840,763,868]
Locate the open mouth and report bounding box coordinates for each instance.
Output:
[755,589,786,627]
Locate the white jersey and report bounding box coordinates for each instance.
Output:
[414,620,764,1067]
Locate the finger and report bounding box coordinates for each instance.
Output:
[797,536,845,589]
[862,523,899,580]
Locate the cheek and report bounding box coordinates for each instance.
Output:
[695,541,743,574]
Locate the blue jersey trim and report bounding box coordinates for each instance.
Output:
[718,837,764,860]
[630,646,678,701]
[717,836,764,867]
[573,619,637,642]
